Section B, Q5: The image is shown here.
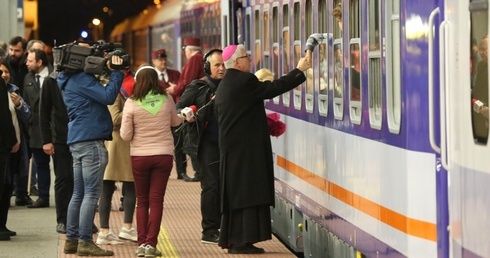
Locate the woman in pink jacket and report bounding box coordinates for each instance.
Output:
[120,65,183,257]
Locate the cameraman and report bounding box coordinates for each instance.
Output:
[57,46,124,256]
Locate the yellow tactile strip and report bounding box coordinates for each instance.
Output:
[59,166,296,258]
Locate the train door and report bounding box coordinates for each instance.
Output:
[444,0,490,257]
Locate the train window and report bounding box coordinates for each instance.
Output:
[223,15,228,47]
[470,1,489,144]
[349,0,361,125]
[318,0,328,117]
[386,0,401,134]
[291,1,301,109]
[255,9,260,40]
[272,4,280,104]
[264,7,270,53]
[294,2,300,41]
[333,39,343,120]
[273,5,279,44]
[305,0,313,37]
[305,0,314,113]
[368,0,382,130]
[349,40,362,124]
[283,27,291,107]
[294,41,302,110]
[333,1,343,120]
[333,0,342,39]
[254,7,261,71]
[236,7,243,44]
[255,41,262,70]
[245,8,252,51]
[264,5,271,70]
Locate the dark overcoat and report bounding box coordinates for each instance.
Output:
[214,68,306,211]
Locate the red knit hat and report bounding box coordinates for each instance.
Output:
[183,37,200,47]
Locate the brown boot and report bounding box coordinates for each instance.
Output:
[77,241,114,256]
[64,238,78,254]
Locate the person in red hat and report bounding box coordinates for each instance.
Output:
[151,49,181,93]
[167,38,204,182]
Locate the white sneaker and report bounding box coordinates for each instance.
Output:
[135,244,146,257]
[118,227,137,242]
[145,245,162,258]
[96,230,125,245]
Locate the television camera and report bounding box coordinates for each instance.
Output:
[53,41,131,74]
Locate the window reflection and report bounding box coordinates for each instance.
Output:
[334,41,343,98]
[350,43,361,101]
[470,5,489,144]
[294,44,301,90]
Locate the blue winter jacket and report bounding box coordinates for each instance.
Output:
[57,71,123,145]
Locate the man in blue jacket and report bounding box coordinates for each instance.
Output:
[57,52,124,256]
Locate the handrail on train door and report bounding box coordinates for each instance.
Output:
[428,8,441,154]
[428,7,450,170]
[439,20,450,170]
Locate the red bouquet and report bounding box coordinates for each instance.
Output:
[266,112,286,137]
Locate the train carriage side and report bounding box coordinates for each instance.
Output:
[233,0,449,257]
[110,1,184,71]
[149,0,186,70]
[444,0,490,257]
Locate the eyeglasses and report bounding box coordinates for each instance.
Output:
[236,54,250,60]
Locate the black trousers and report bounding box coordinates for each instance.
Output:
[99,180,135,228]
[53,143,74,224]
[32,148,51,201]
[198,140,220,235]
[172,127,199,176]
[0,183,12,229]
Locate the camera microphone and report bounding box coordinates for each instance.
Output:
[181,105,197,121]
[473,98,485,113]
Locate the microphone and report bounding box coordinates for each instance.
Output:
[472,98,484,113]
[181,105,197,121]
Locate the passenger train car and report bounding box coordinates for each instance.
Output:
[111,0,490,257]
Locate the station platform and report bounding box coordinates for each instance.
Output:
[2,165,296,258]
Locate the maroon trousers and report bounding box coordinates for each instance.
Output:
[131,155,173,247]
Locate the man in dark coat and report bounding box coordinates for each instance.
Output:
[176,49,225,244]
[214,44,311,254]
[23,48,53,208]
[5,36,28,94]
[39,71,74,233]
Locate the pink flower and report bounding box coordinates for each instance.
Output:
[266,112,286,137]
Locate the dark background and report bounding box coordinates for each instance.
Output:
[38,0,154,46]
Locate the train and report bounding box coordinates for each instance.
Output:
[110,0,489,257]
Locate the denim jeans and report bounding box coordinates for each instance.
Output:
[66,141,108,242]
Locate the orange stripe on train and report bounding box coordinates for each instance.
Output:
[276,155,437,242]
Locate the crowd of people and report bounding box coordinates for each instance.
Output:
[0,34,311,256]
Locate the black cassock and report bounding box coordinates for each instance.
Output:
[215,68,306,247]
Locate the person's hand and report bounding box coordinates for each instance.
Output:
[43,143,55,155]
[296,57,312,72]
[166,84,175,95]
[305,50,313,65]
[11,142,20,153]
[177,113,187,122]
[107,55,123,70]
[10,92,21,107]
[481,106,489,119]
